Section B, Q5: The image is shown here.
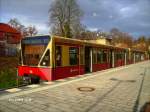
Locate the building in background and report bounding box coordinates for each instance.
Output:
[88,36,112,45]
[0,23,22,56]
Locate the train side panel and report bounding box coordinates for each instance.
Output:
[51,43,85,80]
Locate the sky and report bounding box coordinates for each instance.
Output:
[0,0,150,38]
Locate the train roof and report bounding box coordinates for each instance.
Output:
[23,35,50,39]
[129,48,146,53]
[22,35,146,53]
[53,36,147,53]
[53,35,128,51]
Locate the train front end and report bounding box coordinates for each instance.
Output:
[18,35,52,83]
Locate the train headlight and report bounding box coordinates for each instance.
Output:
[42,62,46,66]
[29,70,33,74]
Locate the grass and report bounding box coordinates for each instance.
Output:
[0,69,17,89]
[0,56,23,89]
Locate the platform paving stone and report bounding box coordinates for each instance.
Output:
[0,61,150,112]
[138,67,150,111]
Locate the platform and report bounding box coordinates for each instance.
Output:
[0,61,150,112]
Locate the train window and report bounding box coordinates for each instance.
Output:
[103,51,107,62]
[97,50,108,63]
[116,53,120,60]
[40,50,50,66]
[131,53,134,60]
[122,52,125,59]
[93,48,97,64]
[97,50,103,63]
[35,54,40,59]
[69,47,78,65]
[116,53,119,60]
[56,46,62,66]
[25,54,33,58]
[80,47,84,65]
[116,52,124,60]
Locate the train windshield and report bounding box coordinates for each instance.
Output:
[21,35,50,66]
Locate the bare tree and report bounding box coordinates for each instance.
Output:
[8,18,38,37]
[49,0,84,38]
[110,28,133,48]
[26,25,38,36]
[8,18,21,29]
[133,36,147,50]
[146,37,150,48]
[8,18,26,34]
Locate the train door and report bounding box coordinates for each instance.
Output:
[109,50,113,68]
[85,46,92,73]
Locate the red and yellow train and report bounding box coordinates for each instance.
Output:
[18,35,149,83]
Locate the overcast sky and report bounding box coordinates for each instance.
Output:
[0,0,150,38]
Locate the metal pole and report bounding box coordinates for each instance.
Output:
[90,48,93,72]
[79,47,80,75]
[112,51,114,68]
[16,68,19,88]
[134,53,136,63]
[125,52,127,65]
